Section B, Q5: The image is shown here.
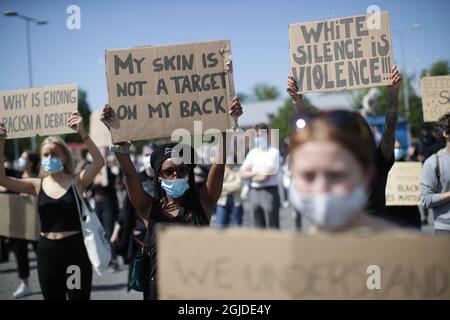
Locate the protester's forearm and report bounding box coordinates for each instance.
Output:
[84,136,105,170]
[293,98,305,112]
[440,192,450,203]
[380,94,399,159]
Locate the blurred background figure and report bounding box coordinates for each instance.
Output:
[421,112,450,235]
[240,123,281,229]
[11,150,40,298]
[110,143,156,289]
[385,139,422,229]
[90,150,120,271]
[215,151,243,228]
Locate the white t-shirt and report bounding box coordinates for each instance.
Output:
[241,147,280,188]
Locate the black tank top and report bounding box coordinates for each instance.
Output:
[145,201,209,299]
[38,181,82,233]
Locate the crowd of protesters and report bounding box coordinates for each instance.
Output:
[1,64,450,300]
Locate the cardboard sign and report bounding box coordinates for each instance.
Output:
[289,12,393,94]
[0,193,40,241]
[89,110,112,147]
[0,84,78,139]
[158,226,450,300]
[386,162,422,206]
[421,75,450,122]
[105,41,235,143]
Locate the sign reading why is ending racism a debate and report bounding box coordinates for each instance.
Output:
[105,41,235,143]
[0,84,78,139]
[289,11,393,94]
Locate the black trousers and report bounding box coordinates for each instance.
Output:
[37,233,92,300]
[12,238,38,279]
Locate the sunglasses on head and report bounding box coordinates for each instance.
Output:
[291,109,368,137]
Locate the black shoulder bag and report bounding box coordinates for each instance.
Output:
[128,219,154,292]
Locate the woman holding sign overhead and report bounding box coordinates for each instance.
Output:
[100,97,243,300]
[286,66,405,228]
[0,111,105,300]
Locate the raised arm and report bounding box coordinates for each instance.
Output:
[0,124,40,195]
[201,97,242,215]
[100,104,152,224]
[379,66,402,161]
[69,111,105,191]
[286,75,306,112]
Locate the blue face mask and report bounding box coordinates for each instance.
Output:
[41,157,64,174]
[17,157,27,171]
[254,136,268,149]
[160,177,190,198]
[394,148,405,161]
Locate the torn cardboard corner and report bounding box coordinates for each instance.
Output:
[421,75,450,122]
[289,11,393,94]
[105,40,235,143]
[0,84,78,139]
[158,226,450,300]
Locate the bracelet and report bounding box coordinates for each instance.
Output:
[109,142,131,154]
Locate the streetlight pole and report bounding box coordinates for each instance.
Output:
[4,11,48,153]
[393,24,421,145]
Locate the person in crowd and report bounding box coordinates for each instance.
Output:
[100,96,243,300]
[240,123,281,229]
[0,111,105,300]
[421,112,450,234]
[287,66,403,225]
[90,152,120,271]
[215,151,244,228]
[110,143,156,289]
[10,150,40,298]
[287,109,396,232]
[418,124,446,162]
[385,139,422,229]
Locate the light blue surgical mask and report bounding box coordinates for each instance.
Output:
[160,177,189,198]
[394,148,405,161]
[41,157,64,174]
[254,136,268,149]
[17,157,27,171]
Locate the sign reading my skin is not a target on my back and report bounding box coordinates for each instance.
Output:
[289,11,393,94]
[105,41,235,143]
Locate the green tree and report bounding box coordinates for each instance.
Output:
[421,60,449,77]
[253,83,280,101]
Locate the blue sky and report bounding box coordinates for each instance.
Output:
[1,0,449,111]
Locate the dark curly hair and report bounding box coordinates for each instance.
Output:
[437,112,450,141]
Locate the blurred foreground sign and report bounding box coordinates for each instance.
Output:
[386,162,422,206]
[105,41,235,143]
[0,84,78,139]
[0,193,40,241]
[421,75,450,122]
[158,226,450,299]
[289,12,393,93]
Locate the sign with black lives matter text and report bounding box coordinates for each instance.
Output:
[386,162,422,206]
[0,84,78,139]
[105,41,235,143]
[289,12,393,94]
[421,75,450,122]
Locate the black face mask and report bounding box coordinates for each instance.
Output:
[421,134,435,145]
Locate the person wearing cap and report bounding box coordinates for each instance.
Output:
[100,97,243,299]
